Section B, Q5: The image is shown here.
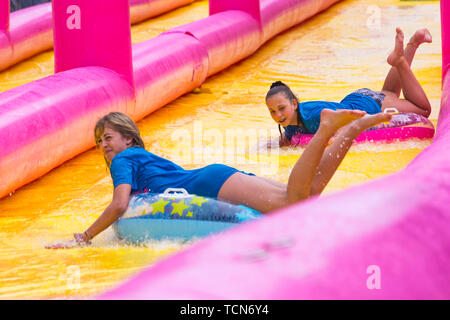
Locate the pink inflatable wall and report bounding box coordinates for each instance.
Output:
[0,0,195,72]
[130,0,194,25]
[0,2,52,71]
[442,0,450,79]
[0,0,9,31]
[99,1,450,299]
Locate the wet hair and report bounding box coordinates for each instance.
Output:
[94,112,145,167]
[265,81,305,140]
[265,81,300,103]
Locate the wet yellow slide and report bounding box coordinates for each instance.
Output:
[0,0,441,298]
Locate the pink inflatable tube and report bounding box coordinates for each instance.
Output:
[0,68,135,194]
[167,11,263,77]
[98,2,450,299]
[0,0,195,72]
[0,2,53,71]
[129,0,195,25]
[261,0,330,43]
[290,113,436,146]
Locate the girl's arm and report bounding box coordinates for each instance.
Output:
[279,133,291,147]
[81,183,131,241]
[46,184,131,249]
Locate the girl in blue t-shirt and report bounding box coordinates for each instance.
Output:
[47,109,391,248]
[267,28,432,146]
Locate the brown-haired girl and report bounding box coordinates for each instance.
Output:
[266,28,432,146]
[47,108,391,248]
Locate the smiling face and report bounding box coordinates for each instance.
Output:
[266,92,299,127]
[98,125,133,163]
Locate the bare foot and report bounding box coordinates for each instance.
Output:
[387,28,406,67]
[319,109,366,133]
[408,28,432,48]
[348,113,393,133]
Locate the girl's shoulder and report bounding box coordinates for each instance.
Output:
[111,147,152,166]
[299,101,322,119]
[113,147,178,169]
[117,146,148,158]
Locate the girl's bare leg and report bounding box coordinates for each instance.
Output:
[382,28,432,96]
[310,113,392,196]
[218,109,366,213]
[381,28,432,117]
[284,109,366,202]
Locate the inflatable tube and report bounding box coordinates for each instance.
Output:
[98,1,450,299]
[0,3,53,71]
[167,10,263,77]
[290,112,435,146]
[129,0,195,25]
[113,189,262,243]
[0,67,135,196]
[442,0,450,79]
[0,0,196,72]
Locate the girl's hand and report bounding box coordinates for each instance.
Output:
[279,135,291,147]
[45,233,91,249]
[45,239,80,249]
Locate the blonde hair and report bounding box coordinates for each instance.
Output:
[94,112,145,167]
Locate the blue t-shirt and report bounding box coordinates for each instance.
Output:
[109,147,243,198]
[284,124,308,140]
[286,93,382,134]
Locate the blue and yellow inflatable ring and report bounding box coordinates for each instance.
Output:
[113,188,262,243]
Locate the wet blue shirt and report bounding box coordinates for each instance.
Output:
[109,147,246,198]
[288,93,382,134]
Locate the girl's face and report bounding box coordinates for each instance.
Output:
[266,92,298,127]
[98,125,133,162]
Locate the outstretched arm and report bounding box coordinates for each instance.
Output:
[82,184,131,241]
[46,184,131,249]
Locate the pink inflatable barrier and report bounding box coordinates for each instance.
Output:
[0,0,195,72]
[130,0,195,25]
[0,2,53,71]
[98,1,450,299]
[0,0,340,198]
[443,0,450,78]
[166,10,262,77]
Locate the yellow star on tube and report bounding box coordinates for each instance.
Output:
[151,198,170,214]
[171,200,189,216]
[190,196,208,207]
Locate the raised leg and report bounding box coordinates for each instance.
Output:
[218,109,367,213]
[382,28,431,117]
[284,109,366,202]
[309,112,392,196]
[381,28,432,97]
